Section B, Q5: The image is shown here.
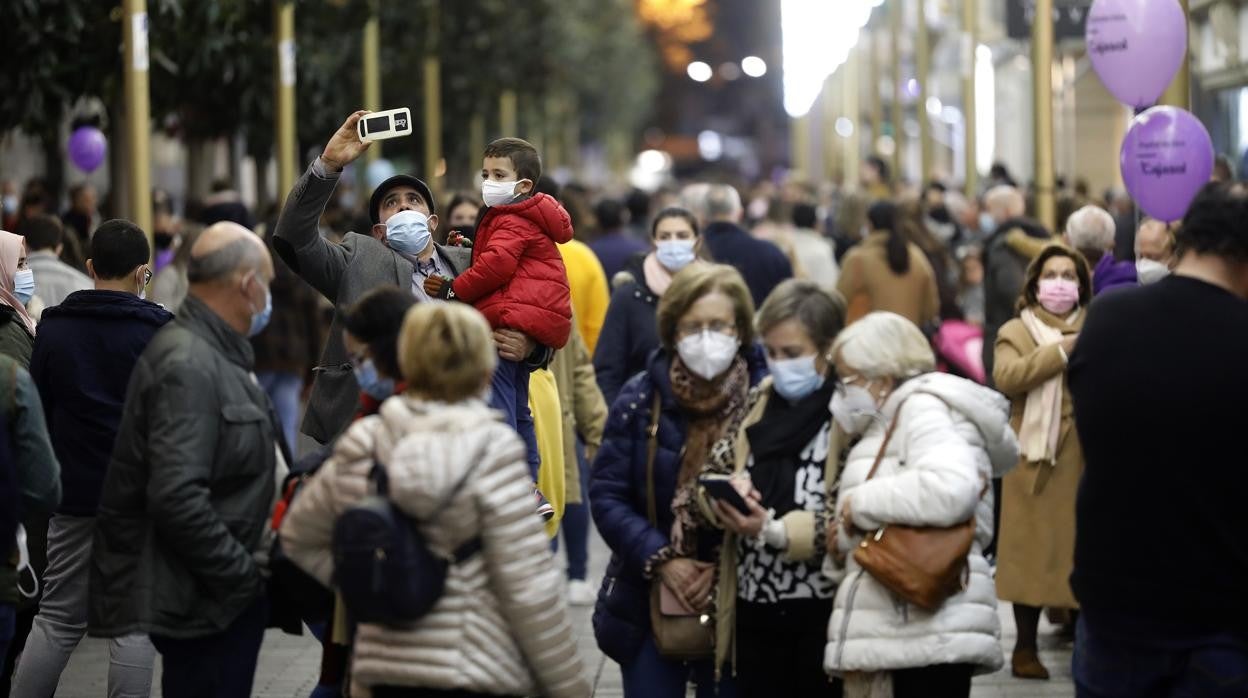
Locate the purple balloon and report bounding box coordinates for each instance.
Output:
[68,126,107,173]
[1120,106,1213,222]
[1086,0,1187,108]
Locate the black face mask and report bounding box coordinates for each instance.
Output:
[154,232,175,250]
[928,205,953,225]
[452,225,477,243]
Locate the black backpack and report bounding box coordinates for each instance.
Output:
[331,457,483,626]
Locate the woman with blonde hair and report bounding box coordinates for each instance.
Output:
[281,302,588,698]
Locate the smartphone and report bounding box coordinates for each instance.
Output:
[698,475,752,516]
[357,108,413,143]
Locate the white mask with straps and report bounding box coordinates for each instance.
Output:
[16,524,39,599]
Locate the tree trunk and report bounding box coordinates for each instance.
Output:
[39,128,65,211]
[253,153,271,219]
[185,138,217,206]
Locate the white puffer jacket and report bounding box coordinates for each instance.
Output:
[280,397,589,698]
[823,372,1018,676]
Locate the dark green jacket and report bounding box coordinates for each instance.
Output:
[88,296,288,638]
[2,355,61,605]
[0,305,34,368]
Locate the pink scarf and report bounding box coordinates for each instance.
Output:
[0,232,36,335]
[642,252,674,296]
[1017,307,1077,465]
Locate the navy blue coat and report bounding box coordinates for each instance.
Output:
[589,347,766,663]
[701,222,793,308]
[30,290,173,515]
[592,255,659,407]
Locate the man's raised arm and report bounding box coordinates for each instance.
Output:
[273,111,373,303]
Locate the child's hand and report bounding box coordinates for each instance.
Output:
[423,275,456,300]
[446,231,474,248]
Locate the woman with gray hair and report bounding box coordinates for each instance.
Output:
[694,279,848,696]
[822,312,1019,698]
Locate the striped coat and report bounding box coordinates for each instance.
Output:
[280,396,589,697]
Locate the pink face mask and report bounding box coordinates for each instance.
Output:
[1037,278,1080,315]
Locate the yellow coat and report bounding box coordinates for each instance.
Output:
[557,239,610,354]
[992,309,1085,609]
[529,368,566,538]
[549,328,607,506]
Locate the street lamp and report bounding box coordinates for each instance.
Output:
[742,56,767,78]
[687,61,712,82]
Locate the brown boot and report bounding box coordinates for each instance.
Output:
[1012,647,1050,680]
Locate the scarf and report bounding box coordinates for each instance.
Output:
[1017,307,1078,466]
[666,354,750,556]
[0,231,35,335]
[643,252,674,296]
[745,376,836,515]
[669,355,749,485]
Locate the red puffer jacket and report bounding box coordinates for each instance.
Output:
[451,193,574,349]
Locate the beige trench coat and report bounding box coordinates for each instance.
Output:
[992,309,1085,609]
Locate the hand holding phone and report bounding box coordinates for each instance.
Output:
[698,475,752,516]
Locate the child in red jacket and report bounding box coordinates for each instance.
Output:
[424,138,573,493]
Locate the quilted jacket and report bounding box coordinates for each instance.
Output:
[452,193,574,349]
[280,396,589,697]
[823,372,1018,676]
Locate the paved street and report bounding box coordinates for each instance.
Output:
[56,528,1073,697]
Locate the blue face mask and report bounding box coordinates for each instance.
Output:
[12,269,34,305]
[353,358,396,400]
[979,212,996,234]
[247,281,272,337]
[768,354,826,401]
[385,209,432,256]
[656,239,697,272]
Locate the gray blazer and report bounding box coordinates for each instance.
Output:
[273,161,471,443]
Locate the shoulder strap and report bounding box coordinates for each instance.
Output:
[862,395,912,484]
[645,391,662,527]
[861,391,991,498]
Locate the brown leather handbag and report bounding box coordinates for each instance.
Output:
[644,393,714,660]
[851,395,980,612]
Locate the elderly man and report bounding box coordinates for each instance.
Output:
[274,111,542,444]
[1064,205,1136,296]
[1134,218,1176,285]
[89,222,285,698]
[981,185,1051,382]
[700,184,792,306]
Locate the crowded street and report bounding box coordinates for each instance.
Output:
[3,0,1248,697]
[52,532,1077,697]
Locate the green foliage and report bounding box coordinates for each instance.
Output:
[0,0,123,137]
[0,0,660,176]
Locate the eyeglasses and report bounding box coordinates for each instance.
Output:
[676,320,737,338]
[142,268,152,286]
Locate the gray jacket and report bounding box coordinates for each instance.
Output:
[273,161,471,443]
[28,250,92,308]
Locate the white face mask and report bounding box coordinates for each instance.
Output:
[829,383,881,435]
[481,179,525,208]
[1136,258,1170,285]
[676,330,740,381]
